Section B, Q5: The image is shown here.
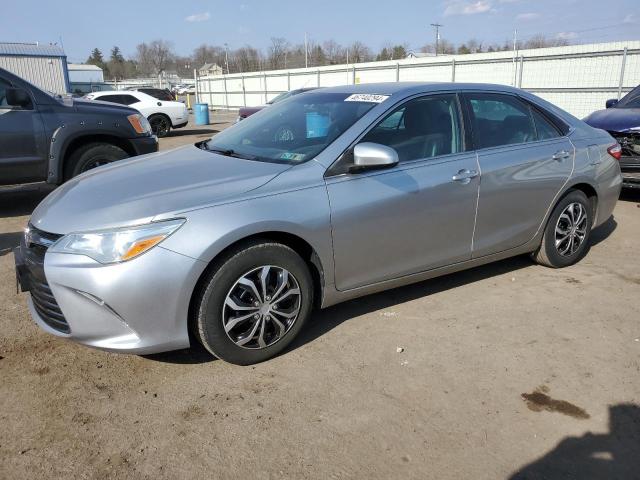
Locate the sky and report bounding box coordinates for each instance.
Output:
[2,0,638,62]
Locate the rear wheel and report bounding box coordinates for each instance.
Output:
[149,114,171,138]
[193,241,313,365]
[533,190,593,268]
[65,143,128,180]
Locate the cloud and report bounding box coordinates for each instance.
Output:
[444,0,492,16]
[556,31,578,40]
[185,12,210,22]
[623,13,637,24]
[516,12,540,21]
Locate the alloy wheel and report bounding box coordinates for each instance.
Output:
[222,265,301,349]
[555,202,588,257]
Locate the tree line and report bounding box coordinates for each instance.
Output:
[86,35,571,80]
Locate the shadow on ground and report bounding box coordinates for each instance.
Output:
[0,184,54,218]
[168,128,219,137]
[509,404,640,479]
[0,231,23,257]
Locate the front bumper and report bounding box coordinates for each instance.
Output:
[129,135,159,156]
[16,233,207,354]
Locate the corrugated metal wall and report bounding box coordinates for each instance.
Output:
[0,55,67,94]
[197,41,640,119]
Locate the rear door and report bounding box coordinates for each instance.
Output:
[0,76,47,185]
[463,92,574,257]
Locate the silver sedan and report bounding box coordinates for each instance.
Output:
[15,83,622,365]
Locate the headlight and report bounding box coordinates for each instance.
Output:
[127,113,152,135]
[49,219,185,264]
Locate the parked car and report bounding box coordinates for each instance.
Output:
[0,67,157,186]
[237,87,318,122]
[85,90,188,137]
[176,85,195,95]
[583,85,640,188]
[15,83,622,365]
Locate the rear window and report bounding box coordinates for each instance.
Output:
[139,88,174,101]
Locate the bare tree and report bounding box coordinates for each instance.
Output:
[233,46,262,73]
[268,37,289,70]
[136,40,175,76]
[323,40,342,64]
[348,41,372,63]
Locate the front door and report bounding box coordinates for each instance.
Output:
[326,93,480,291]
[0,76,46,185]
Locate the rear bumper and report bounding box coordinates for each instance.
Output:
[129,135,159,156]
[173,120,188,129]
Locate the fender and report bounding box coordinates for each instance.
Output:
[47,121,133,184]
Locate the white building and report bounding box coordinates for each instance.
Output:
[0,42,69,94]
[68,63,104,83]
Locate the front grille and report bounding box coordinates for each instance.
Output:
[22,225,69,334]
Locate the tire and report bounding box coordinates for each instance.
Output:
[65,143,128,180]
[193,241,314,365]
[533,189,593,268]
[149,114,171,138]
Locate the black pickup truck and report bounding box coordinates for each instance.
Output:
[0,67,158,186]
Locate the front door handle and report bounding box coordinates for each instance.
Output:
[452,169,479,184]
[552,150,571,161]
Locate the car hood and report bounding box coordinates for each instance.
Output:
[72,97,137,115]
[30,145,291,234]
[583,107,640,132]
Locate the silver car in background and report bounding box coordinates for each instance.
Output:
[15,83,622,365]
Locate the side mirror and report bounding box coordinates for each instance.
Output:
[6,88,32,108]
[349,142,399,173]
[605,99,618,109]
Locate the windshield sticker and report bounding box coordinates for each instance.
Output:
[280,152,306,162]
[344,94,390,103]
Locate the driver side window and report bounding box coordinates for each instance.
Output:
[360,94,463,162]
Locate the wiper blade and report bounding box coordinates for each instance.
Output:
[205,145,257,160]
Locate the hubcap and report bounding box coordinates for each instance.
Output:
[222,266,301,349]
[555,202,588,257]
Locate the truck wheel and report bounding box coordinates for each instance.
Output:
[65,143,128,180]
[149,114,171,138]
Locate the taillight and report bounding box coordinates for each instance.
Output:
[607,143,622,160]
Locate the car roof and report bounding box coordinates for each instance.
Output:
[307,82,525,96]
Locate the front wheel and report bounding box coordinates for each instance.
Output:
[193,241,314,365]
[532,190,593,268]
[65,143,128,180]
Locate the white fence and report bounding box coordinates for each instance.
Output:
[196,41,640,119]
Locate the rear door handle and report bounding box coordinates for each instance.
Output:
[552,150,571,161]
[452,169,478,184]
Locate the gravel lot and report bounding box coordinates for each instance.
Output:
[1,116,639,479]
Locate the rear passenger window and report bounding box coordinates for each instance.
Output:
[531,108,561,140]
[120,95,139,105]
[467,93,536,149]
[97,95,123,104]
[361,94,462,162]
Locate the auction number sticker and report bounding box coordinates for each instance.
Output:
[344,94,390,103]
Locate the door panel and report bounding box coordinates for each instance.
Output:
[327,153,479,291]
[0,107,46,185]
[472,138,573,257]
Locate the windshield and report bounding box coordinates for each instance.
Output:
[616,85,640,108]
[204,92,379,164]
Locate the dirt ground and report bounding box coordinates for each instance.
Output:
[1,117,639,479]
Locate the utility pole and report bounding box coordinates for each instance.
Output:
[224,43,230,74]
[512,29,518,86]
[430,23,443,56]
[304,33,308,68]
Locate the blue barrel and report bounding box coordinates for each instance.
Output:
[194,103,210,125]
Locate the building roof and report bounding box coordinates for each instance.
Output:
[200,63,222,70]
[68,63,103,71]
[0,42,66,57]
